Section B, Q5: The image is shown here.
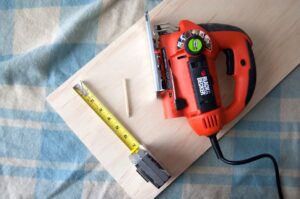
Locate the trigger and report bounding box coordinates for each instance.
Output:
[223,49,234,75]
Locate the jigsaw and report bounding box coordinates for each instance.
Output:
[145,12,256,135]
[145,11,283,198]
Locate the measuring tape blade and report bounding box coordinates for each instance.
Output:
[73,81,140,154]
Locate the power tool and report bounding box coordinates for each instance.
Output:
[145,11,283,198]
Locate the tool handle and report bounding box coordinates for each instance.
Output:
[210,29,256,124]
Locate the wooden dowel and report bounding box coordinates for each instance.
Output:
[123,78,131,117]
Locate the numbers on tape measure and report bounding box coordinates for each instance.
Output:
[73,81,140,154]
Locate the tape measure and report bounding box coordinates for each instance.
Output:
[73,81,140,154]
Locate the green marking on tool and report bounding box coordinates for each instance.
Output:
[188,38,203,53]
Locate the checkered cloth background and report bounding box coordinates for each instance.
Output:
[0,0,299,198]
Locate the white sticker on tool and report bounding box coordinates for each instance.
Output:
[197,76,211,95]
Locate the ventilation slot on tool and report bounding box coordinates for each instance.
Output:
[202,115,219,129]
[177,55,187,60]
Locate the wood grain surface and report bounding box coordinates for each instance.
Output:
[47,0,300,198]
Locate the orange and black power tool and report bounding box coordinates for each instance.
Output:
[145,12,283,199]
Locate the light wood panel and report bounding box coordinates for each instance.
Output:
[47,0,300,198]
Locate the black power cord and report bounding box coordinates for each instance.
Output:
[209,134,283,199]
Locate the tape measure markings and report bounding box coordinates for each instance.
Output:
[73,81,140,154]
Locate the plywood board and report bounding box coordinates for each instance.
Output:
[47,0,300,198]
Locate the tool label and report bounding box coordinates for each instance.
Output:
[197,75,211,96]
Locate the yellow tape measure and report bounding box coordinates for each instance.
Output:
[73,81,140,154]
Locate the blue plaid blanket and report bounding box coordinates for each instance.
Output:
[0,0,299,198]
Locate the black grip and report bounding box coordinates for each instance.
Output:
[199,23,250,39]
[245,41,256,105]
[223,49,234,75]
